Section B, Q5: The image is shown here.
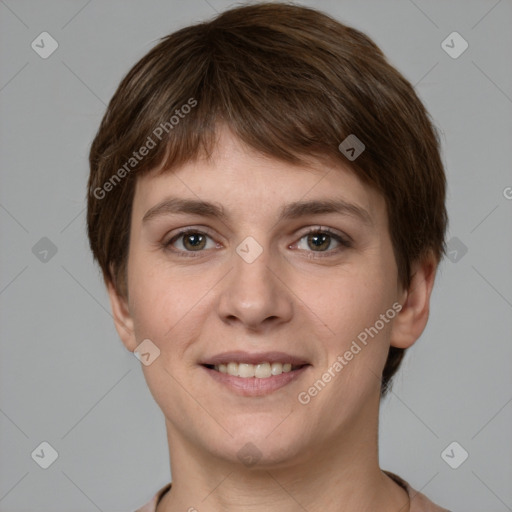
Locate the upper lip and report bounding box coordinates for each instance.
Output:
[200,351,310,366]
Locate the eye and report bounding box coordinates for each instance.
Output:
[164,229,218,256]
[293,227,351,255]
[163,226,352,258]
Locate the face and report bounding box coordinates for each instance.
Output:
[112,127,411,468]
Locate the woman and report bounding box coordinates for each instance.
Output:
[87,3,450,511]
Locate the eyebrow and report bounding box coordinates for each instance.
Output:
[142,197,373,225]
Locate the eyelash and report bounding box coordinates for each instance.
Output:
[162,226,352,259]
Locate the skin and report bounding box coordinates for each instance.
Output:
[108,127,437,512]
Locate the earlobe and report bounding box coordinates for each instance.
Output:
[390,255,437,349]
[106,280,137,352]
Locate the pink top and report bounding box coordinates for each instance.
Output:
[135,472,451,511]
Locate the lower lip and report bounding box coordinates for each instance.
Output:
[202,365,310,396]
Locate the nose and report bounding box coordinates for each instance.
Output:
[216,243,294,332]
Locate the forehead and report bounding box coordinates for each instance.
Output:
[132,128,385,224]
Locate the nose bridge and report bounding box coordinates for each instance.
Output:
[217,235,293,328]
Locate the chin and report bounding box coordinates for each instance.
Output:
[203,415,311,468]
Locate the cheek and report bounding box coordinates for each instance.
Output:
[128,269,208,414]
[326,269,392,329]
[127,255,212,358]
[318,264,397,371]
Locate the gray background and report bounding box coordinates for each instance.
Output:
[0,0,511,511]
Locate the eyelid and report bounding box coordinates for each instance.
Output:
[296,225,352,244]
[164,224,216,241]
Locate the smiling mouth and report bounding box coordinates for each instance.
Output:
[202,362,307,379]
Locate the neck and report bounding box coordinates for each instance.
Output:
[157,396,409,512]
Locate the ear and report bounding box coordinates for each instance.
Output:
[390,253,437,349]
[106,279,138,352]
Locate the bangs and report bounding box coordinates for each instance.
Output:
[122,26,369,183]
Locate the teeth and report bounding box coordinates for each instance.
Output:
[213,361,298,378]
[255,363,271,378]
[238,363,255,378]
[271,362,283,375]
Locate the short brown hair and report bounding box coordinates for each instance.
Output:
[87,2,447,395]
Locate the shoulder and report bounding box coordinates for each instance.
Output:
[384,471,452,512]
[134,483,172,512]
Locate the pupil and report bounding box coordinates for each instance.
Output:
[186,233,204,249]
[309,233,329,251]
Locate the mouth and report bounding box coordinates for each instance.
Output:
[200,351,311,396]
[202,361,306,379]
